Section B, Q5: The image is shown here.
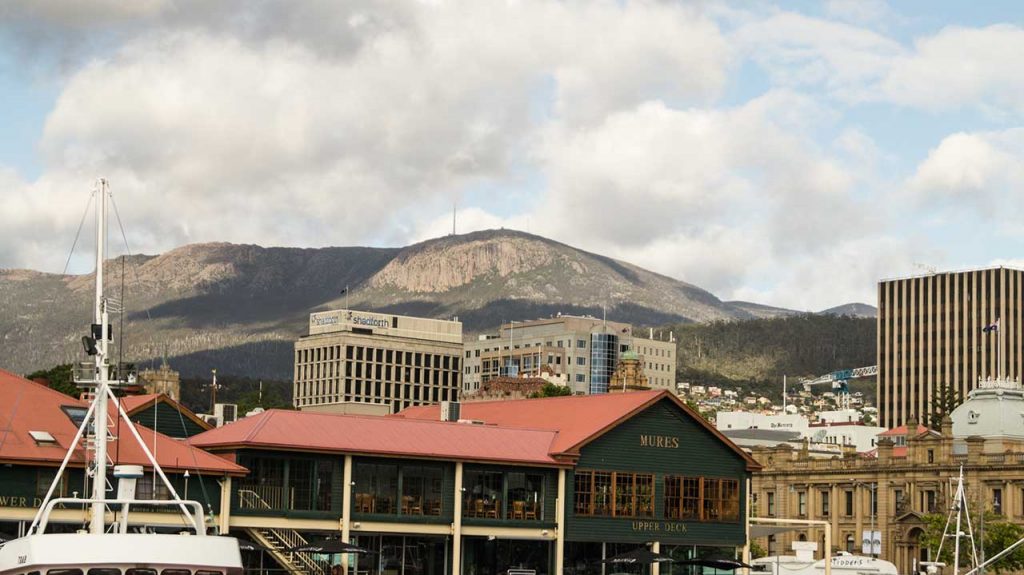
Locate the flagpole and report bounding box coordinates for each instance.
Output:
[999,317,1003,380]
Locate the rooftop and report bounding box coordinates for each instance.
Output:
[0,368,245,475]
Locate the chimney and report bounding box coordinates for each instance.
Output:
[877,437,894,462]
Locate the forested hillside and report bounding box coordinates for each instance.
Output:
[664,314,876,401]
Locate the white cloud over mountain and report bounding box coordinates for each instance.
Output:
[1,1,1022,311]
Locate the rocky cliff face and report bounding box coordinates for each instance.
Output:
[0,229,782,378]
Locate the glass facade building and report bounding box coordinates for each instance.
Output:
[589,333,619,394]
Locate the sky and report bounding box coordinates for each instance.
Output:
[1,0,1023,312]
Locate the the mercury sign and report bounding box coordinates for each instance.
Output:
[312,314,339,327]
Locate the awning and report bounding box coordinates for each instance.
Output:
[750,525,805,538]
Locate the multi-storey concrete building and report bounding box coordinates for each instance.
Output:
[293,309,463,413]
[878,266,1024,428]
[462,315,676,395]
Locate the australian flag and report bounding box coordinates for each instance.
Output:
[983,318,1000,333]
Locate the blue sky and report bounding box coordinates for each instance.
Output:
[1,0,1023,311]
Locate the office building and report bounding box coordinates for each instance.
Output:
[294,309,463,413]
[877,266,1024,428]
[462,315,676,395]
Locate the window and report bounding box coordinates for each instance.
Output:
[846,533,856,553]
[353,462,399,514]
[401,464,444,516]
[768,535,777,555]
[993,488,1003,515]
[767,491,776,517]
[574,470,653,518]
[506,472,545,521]
[136,475,170,501]
[575,374,585,383]
[797,491,807,516]
[844,490,854,516]
[576,357,586,366]
[821,490,830,517]
[664,476,738,522]
[927,449,935,463]
[577,339,587,348]
[463,469,504,518]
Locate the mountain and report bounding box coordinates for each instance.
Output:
[665,314,877,403]
[724,300,802,319]
[818,302,877,318]
[1,230,769,379]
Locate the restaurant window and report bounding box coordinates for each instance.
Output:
[664,476,738,522]
[574,470,652,518]
[506,472,545,520]
[353,462,399,514]
[289,459,334,512]
[463,469,504,518]
[401,464,444,516]
[136,475,170,501]
[35,469,67,499]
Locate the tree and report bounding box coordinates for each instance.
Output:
[920,511,1024,573]
[750,541,767,560]
[529,383,573,398]
[928,384,961,430]
[26,364,79,397]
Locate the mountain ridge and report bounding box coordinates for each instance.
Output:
[0,229,862,378]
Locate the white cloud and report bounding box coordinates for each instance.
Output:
[880,25,1024,114]
[908,129,1024,217]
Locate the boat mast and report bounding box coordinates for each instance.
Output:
[91,178,110,535]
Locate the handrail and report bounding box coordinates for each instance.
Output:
[238,490,330,575]
[36,497,206,535]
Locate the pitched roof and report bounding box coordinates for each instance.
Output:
[188,409,564,466]
[398,389,761,469]
[879,424,930,437]
[0,368,245,475]
[119,393,212,432]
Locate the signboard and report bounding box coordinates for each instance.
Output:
[862,530,881,555]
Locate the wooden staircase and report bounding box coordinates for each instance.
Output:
[238,489,333,575]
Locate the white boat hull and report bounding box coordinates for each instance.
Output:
[0,534,243,575]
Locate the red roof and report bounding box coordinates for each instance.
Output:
[0,368,245,475]
[879,424,929,437]
[398,390,760,469]
[189,409,564,466]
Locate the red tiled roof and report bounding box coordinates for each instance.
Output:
[879,424,929,437]
[189,409,564,466]
[398,390,760,469]
[0,368,245,475]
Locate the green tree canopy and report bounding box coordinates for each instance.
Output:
[25,364,78,397]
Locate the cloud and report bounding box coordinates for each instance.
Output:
[880,25,1024,114]
[908,129,1024,222]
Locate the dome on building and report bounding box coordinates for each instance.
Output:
[620,349,640,361]
[950,378,1024,439]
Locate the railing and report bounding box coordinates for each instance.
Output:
[238,484,288,509]
[238,490,331,575]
